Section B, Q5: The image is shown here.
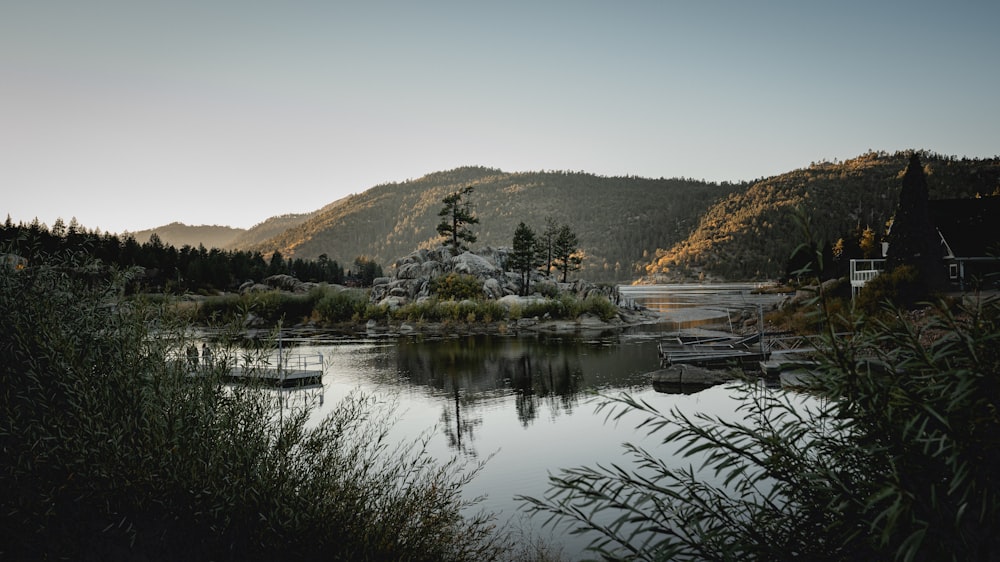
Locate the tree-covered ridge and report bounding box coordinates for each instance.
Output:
[642,150,1000,281]
[249,166,735,282]
[0,218,346,292]
[223,211,317,249]
[128,222,246,249]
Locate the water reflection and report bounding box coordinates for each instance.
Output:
[395,334,592,455]
[250,284,787,559]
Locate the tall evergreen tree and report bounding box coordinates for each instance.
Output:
[267,251,285,276]
[510,222,540,296]
[553,224,582,283]
[886,153,943,291]
[436,186,479,253]
[536,217,558,278]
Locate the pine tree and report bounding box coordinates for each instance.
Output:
[436,186,479,253]
[510,222,540,296]
[553,224,582,283]
[536,217,558,278]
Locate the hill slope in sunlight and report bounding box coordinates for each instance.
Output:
[243,167,736,282]
[640,150,1000,281]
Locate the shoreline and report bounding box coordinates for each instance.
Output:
[243,306,668,340]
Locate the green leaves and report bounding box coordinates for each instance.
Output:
[0,251,510,561]
[522,292,1000,560]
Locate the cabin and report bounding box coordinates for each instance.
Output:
[931,197,1000,291]
[851,197,1000,296]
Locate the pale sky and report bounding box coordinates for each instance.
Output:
[3,1,998,234]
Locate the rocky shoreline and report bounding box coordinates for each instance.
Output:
[226,244,665,338]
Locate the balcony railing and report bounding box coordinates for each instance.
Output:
[850,259,886,294]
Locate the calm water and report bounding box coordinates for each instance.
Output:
[264,284,786,559]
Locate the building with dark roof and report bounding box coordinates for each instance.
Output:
[930,197,1000,290]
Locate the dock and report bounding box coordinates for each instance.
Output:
[658,330,821,373]
[657,330,770,371]
[179,350,325,388]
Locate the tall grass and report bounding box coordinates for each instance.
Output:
[0,254,510,561]
[520,280,1000,560]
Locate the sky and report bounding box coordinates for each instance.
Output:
[2,1,998,234]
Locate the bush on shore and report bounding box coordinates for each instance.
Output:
[184,283,621,329]
[521,285,1000,560]
[0,253,510,561]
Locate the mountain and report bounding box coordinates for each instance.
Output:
[127,212,316,251]
[129,222,245,249]
[245,167,738,282]
[223,212,316,250]
[640,150,1000,281]
[127,151,999,284]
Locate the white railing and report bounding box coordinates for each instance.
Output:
[850,259,886,295]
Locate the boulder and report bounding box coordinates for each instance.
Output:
[451,251,499,277]
[377,296,407,310]
[263,274,310,292]
[483,278,504,300]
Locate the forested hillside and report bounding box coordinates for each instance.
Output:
[248,167,737,282]
[130,222,245,249]
[224,211,316,250]
[641,150,1000,281]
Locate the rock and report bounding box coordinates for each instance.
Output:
[498,294,545,308]
[263,274,298,290]
[451,252,499,277]
[240,282,271,294]
[483,278,504,300]
[378,296,407,310]
[396,261,425,280]
[576,313,607,328]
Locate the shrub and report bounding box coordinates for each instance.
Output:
[315,288,367,323]
[578,294,618,322]
[430,273,484,301]
[855,264,922,314]
[520,290,1000,561]
[0,253,510,561]
[193,293,243,323]
[535,281,559,298]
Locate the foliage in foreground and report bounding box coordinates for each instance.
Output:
[520,292,1000,561]
[0,254,508,561]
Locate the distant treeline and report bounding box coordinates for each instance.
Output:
[0,217,380,293]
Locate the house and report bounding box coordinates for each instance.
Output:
[851,197,1000,296]
[930,197,1000,290]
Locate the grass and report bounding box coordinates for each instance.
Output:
[176,284,622,329]
[0,256,518,561]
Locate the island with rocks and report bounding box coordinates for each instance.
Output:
[195,244,660,336]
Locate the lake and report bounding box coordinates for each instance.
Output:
[267,284,786,559]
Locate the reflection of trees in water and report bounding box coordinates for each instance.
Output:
[509,351,583,427]
[440,385,483,457]
[396,335,586,452]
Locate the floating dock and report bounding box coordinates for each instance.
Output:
[658,330,820,374]
[179,350,325,388]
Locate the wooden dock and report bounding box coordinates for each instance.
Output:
[658,331,821,373]
[658,331,769,371]
[179,351,325,388]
